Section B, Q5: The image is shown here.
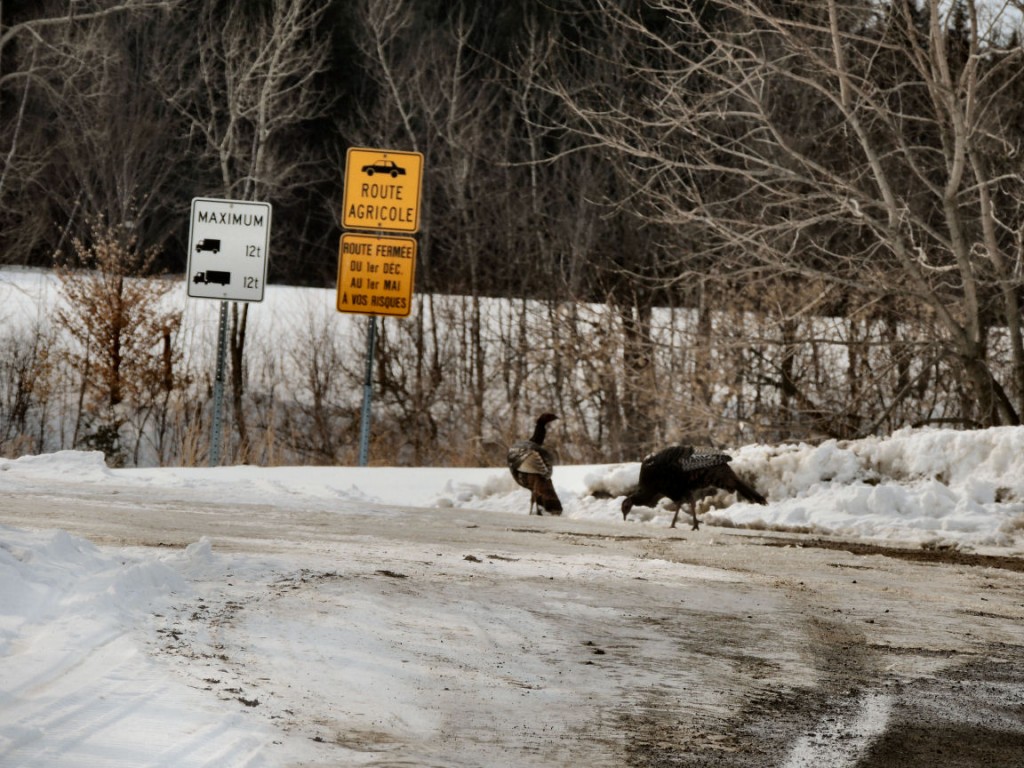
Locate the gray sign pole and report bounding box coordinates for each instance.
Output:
[339,147,423,466]
[357,315,377,467]
[210,300,229,466]
[187,197,270,467]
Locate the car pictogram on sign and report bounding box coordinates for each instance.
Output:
[361,160,406,178]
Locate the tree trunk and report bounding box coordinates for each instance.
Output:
[620,293,657,459]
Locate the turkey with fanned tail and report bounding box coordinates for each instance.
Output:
[507,413,562,516]
[621,445,766,530]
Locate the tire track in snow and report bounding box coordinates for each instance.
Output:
[781,692,893,768]
[1,628,273,768]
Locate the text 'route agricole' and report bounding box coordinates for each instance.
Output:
[337,147,424,318]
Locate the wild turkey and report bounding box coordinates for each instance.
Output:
[621,445,766,530]
[507,413,563,516]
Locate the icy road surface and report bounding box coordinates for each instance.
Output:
[3,480,1024,767]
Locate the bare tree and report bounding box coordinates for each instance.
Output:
[546,0,1024,432]
[0,0,179,265]
[0,320,55,456]
[347,0,504,461]
[156,0,332,458]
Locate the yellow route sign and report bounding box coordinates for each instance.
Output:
[336,233,417,317]
[342,147,423,233]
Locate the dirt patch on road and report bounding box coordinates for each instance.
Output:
[857,650,1024,767]
[754,536,1024,573]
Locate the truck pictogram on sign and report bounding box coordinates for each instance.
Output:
[193,270,231,286]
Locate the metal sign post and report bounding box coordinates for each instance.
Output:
[210,300,229,466]
[185,197,271,467]
[358,316,377,467]
[338,147,424,467]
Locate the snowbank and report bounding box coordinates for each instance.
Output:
[2,426,1024,549]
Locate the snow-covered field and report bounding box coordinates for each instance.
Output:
[3,427,1024,766]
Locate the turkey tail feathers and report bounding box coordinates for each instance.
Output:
[730,472,767,506]
[533,476,563,514]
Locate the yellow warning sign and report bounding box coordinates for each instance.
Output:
[336,233,417,317]
[342,147,423,233]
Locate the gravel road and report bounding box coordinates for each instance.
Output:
[3,484,1023,767]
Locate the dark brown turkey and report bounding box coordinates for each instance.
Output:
[621,445,766,530]
[507,413,563,516]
